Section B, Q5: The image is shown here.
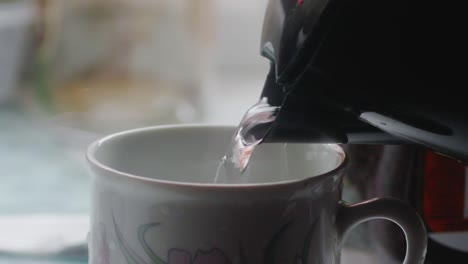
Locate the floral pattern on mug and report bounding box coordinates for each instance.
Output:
[112,215,231,264]
[111,213,316,264]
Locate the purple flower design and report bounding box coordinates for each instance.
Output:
[111,211,314,264]
[112,215,232,264]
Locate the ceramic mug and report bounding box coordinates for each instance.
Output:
[86,125,427,264]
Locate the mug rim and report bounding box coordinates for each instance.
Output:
[86,124,348,189]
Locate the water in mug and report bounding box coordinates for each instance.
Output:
[215,97,282,183]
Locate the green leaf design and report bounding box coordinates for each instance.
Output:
[138,223,166,264]
[112,215,150,264]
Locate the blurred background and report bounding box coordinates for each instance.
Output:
[0,0,377,263]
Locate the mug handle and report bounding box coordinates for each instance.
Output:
[337,198,427,264]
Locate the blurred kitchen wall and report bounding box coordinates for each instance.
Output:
[32,0,215,132]
[212,0,269,76]
[0,0,35,106]
[3,0,270,131]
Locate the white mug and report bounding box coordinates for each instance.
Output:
[86,125,427,264]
